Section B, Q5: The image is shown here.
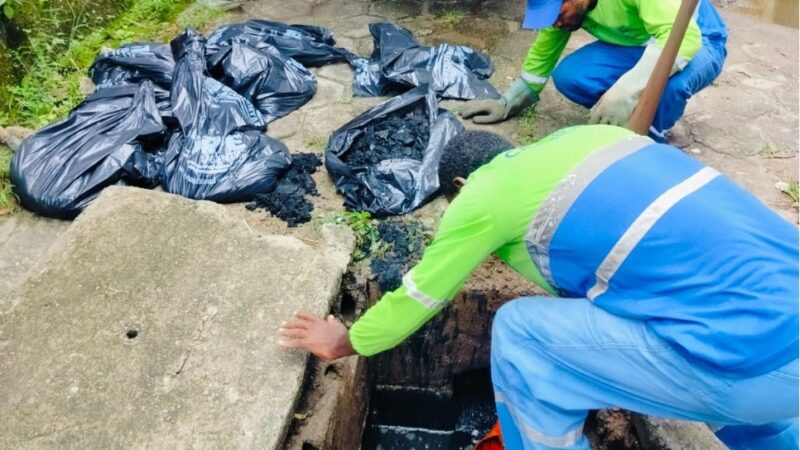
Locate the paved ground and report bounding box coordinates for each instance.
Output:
[0,187,353,448]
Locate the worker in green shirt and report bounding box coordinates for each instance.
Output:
[460,0,727,142]
[279,125,798,449]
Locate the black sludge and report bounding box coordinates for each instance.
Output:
[246,153,322,227]
[325,84,463,216]
[343,110,429,167]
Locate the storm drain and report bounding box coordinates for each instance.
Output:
[362,369,496,450]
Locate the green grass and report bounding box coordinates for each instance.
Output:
[515,105,540,146]
[437,9,466,29]
[333,211,381,261]
[782,181,799,202]
[1,0,200,128]
[303,133,328,152]
[0,145,19,215]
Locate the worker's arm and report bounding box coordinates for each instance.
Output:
[348,189,506,356]
[460,28,569,124]
[636,0,702,69]
[589,0,703,127]
[280,189,504,359]
[520,27,571,94]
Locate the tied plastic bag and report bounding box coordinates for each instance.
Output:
[325,85,463,215]
[351,23,498,100]
[10,81,165,219]
[89,43,176,120]
[161,30,292,202]
[207,39,317,123]
[90,43,175,89]
[206,20,352,67]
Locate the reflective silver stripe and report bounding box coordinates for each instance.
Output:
[525,135,653,291]
[402,271,447,310]
[495,391,584,448]
[587,166,720,300]
[521,71,548,85]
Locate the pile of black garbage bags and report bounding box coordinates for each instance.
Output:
[11,20,497,219]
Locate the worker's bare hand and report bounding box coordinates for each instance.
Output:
[279,312,355,362]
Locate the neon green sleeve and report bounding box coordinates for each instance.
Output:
[521,28,571,94]
[348,189,506,356]
[635,0,702,64]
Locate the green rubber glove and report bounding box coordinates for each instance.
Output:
[460,78,540,124]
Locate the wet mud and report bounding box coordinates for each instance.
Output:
[246,153,321,227]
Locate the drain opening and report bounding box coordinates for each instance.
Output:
[126,329,139,339]
[362,368,496,450]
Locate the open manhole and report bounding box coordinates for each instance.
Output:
[362,369,496,450]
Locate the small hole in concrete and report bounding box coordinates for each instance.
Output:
[126,329,139,339]
[301,442,319,450]
[324,364,340,378]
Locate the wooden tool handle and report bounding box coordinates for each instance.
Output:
[627,0,700,135]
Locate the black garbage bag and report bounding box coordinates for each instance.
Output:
[89,43,175,89]
[10,81,165,219]
[325,84,463,215]
[207,39,317,123]
[89,43,176,120]
[206,20,351,67]
[351,23,498,100]
[161,30,291,202]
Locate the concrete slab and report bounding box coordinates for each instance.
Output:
[0,187,353,449]
[0,211,70,295]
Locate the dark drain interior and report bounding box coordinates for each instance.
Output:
[362,368,497,450]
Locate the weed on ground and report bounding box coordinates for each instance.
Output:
[0,145,19,215]
[515,106,540,146]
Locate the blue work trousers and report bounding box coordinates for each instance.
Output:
[550,1,727,139]
[491,297,799,450]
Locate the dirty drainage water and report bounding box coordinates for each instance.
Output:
[362,369,496,450]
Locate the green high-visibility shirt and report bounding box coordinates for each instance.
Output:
[348,125,637,356]
[521,0,703,93]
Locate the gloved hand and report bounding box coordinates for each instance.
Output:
[460,78,539,124]
[589,44,681,126]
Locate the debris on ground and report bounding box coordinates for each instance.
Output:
[590,409,640,450]
[326,85,463,216]
[12,17,493,219]
[349,23,497,100]
[343,110,429,167]
[246,153,322,227]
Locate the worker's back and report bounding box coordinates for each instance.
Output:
[467,125,798,378]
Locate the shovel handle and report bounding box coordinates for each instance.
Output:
[627,0,700,135]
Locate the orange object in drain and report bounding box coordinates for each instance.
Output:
[474,420,504,450]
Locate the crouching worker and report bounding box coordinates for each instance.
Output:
[461,0,727,142]
[279,126,798,450]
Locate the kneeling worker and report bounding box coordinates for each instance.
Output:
[280,125,798,449]
[461,0,727,141]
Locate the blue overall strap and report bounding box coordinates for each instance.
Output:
[528,142,799,377]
